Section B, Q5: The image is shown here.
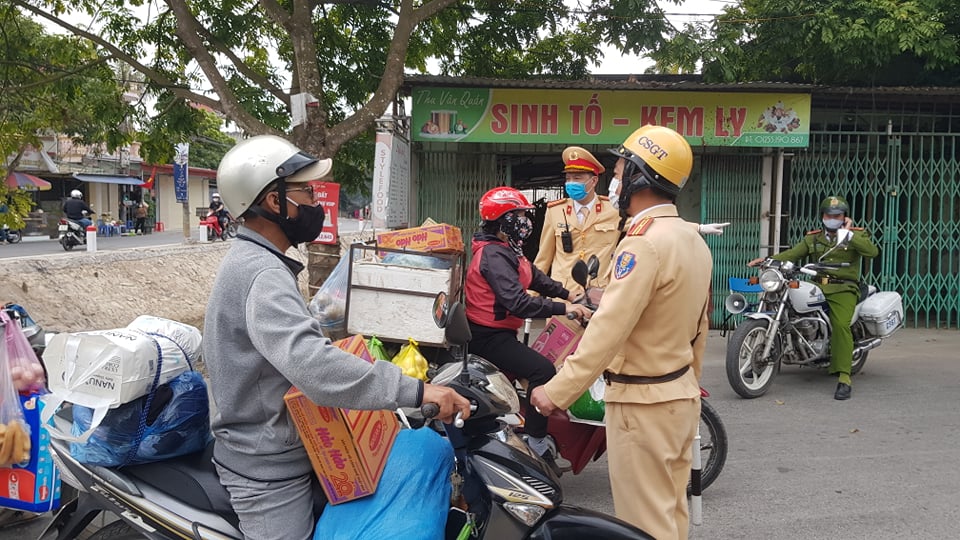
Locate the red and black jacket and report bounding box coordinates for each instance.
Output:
[465,233,569,331]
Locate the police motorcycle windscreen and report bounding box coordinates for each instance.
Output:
[787,281,828,314]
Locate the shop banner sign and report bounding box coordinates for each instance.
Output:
[309,181,339,245]
[372,132,410,229]
[412,87,811,147]
[173,143,189,202]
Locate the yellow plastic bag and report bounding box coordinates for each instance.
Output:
[391,338,429,381]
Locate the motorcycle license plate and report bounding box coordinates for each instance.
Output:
[58,225,68,232]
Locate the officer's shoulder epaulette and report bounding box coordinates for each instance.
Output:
[627,217,654,236]
[598,195,610,201]
[806,229,822,236]
[547,198,568,208]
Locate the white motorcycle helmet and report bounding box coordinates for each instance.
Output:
[70,190,83,199]
[216,135,332,216]
[211,192,220,200]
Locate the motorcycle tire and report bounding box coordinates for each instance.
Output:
[86,520,144,539]
[726,319,781,398]
[225,222,238,238]
[5,230,21,244]
[850,324,870,374]
[60,236,75,251]
[688,398,727,496]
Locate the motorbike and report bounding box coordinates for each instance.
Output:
[723,230,905,398]
[200,213,238,241]
[58,212,92,251]
[525,256,726,494]
[1,224,22,244]
[39,297,649,540]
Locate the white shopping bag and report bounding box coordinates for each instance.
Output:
[41,318,201,442]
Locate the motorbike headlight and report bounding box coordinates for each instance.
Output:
[504,503,547,526]
[759,269,784,292]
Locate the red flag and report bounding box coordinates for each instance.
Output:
[142,166,156,190]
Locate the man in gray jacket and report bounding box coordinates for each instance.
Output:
[205,135,469,540]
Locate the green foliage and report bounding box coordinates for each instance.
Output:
[138,93,234,170]
[0,188,33,229]
[652,0,960,84]
[0,6,133,165]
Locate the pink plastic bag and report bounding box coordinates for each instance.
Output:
[0,323,31,467]
[1,311,46,395]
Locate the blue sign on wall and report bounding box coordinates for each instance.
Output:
[173,143,189,202]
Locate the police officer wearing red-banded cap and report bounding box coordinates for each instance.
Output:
[533,125,713,539]
[535,147,621,295]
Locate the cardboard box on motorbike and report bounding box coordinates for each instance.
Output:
[531,315,585,366]
[284,335,400,505]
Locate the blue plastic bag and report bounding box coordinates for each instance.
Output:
[70,371,212,466]
[314,428,454,540]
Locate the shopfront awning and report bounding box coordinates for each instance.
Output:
[73,173,144,185]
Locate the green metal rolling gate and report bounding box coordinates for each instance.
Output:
[791,129,960,328]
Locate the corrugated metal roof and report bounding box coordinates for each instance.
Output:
[402,74,959,97]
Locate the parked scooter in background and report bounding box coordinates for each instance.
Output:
[0,224,22,244]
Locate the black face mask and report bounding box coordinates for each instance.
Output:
[280,197,326,245]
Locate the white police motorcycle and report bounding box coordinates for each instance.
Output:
[724,231,905,398]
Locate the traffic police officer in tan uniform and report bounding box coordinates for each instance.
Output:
[749,195,879,400]
[532,126,713,539]
[536,146,728,296]
[535,147,620,294]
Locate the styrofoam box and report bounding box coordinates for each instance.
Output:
[859,291,904,337]
[347,262,453,346]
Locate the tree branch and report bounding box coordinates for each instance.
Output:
[288,0,328,151]
[326,0,458,152]
[192,25,290,107]
[2,56,113,92]
[9,0,224,113]
[258,0,291,27]
[164,0,279,136]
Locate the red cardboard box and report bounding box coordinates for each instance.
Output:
[284,335,399,505]
[531,316,585,365]
[0,394,62,513]
[376,223,464,253]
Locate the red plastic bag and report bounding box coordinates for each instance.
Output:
[2,310,46,395]
[0,321,31,467]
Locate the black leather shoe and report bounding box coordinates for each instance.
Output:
[834,382,852,400]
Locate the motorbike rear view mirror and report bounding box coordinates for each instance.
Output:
[443,301,472,348]
[432,292,449,329]
[571,260,589,289]
[586,255,600,280]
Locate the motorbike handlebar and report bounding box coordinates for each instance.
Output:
[420,402,439,419]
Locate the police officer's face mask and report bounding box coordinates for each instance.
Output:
[608,177,621,209]
[822,217,844,231]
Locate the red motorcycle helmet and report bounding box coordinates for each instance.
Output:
[479,187,534,221]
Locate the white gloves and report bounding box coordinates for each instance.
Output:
[698,222,731,236]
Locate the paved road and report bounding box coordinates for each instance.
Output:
[3,325,959,538]
[0,219,369,259]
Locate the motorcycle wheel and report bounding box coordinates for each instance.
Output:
[850,324,869,374]
[6,230,21,244]
[689,398,728,495]
[86,520,145,539]
[225,221,238,238]
[726,319,780,398]
[60,236,75,251]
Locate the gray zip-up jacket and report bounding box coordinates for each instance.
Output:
[204,228,422,481]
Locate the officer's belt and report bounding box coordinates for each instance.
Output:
[603,365,689,385]
[818,276,858,286]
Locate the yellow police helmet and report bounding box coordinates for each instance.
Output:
[609,125,693,198]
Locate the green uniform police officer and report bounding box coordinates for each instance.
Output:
[749,196,879,400]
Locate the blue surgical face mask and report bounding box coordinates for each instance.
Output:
[565,182,588,201]
[822,218,844,230]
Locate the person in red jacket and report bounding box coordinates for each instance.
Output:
[465,186,592,467]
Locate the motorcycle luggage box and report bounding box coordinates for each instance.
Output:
[859,291,904,337]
